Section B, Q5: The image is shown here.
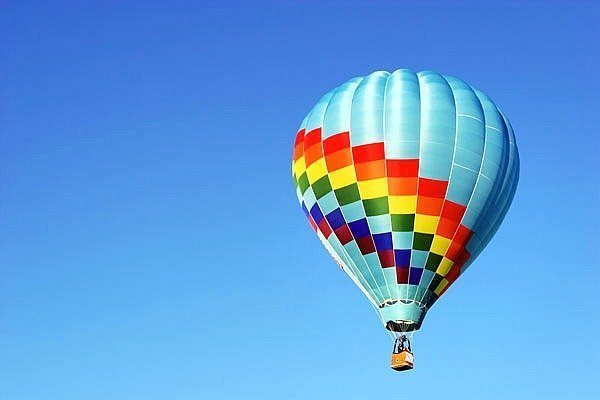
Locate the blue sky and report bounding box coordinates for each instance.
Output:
[1,2,598,399]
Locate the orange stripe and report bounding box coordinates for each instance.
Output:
[293,143,304,161]
[325,149,353,172]
[416,196,444,215]
[355,159,386,181]
[304,144,323,166]
[388,177,418,195]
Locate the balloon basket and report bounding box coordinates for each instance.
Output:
[390,350,414,371]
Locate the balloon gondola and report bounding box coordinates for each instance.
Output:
[291,69,519,370]
[391,335,414,371]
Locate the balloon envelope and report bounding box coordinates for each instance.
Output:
[292,70,518,331]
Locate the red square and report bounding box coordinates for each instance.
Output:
[456,249,470,266]
[396,267,409,284]
[446,241,463,261]
[378,250,395,268]
[304,128,322,149]
[294,129,305,147]
[352,142,385,164]
[323,132,350,155]
[334,225,353,245]
[445,264,460,283]
[356,236,376,254]
[308,216,318,233]
[386,159,419,177]
[317,218,332,238]
[418,178,448,198]
[293,130,305,162]
[436,217,459,239]
[454,225,473,246]
[440,200,466,222]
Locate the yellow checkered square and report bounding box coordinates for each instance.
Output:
[329,165,356,189]
[431,235,452,255]
[435,257,454,276]
[357,178,387,199]
[414,214,439,234]
[306,158,327,184]
[292,156,306,178]
[389,195,417,214]
[434,278,449,295]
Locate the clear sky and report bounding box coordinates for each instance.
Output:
[2,1,599,399]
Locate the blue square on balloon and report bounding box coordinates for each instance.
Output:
[301,202,309,217]
[373,233,392,251]
[409,268,423,285]
[394,249,411,267]
[325,208,345,230]
[309,203,324,223]
[348,218,370,238]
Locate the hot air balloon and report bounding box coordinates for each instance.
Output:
[291,69,519,371]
